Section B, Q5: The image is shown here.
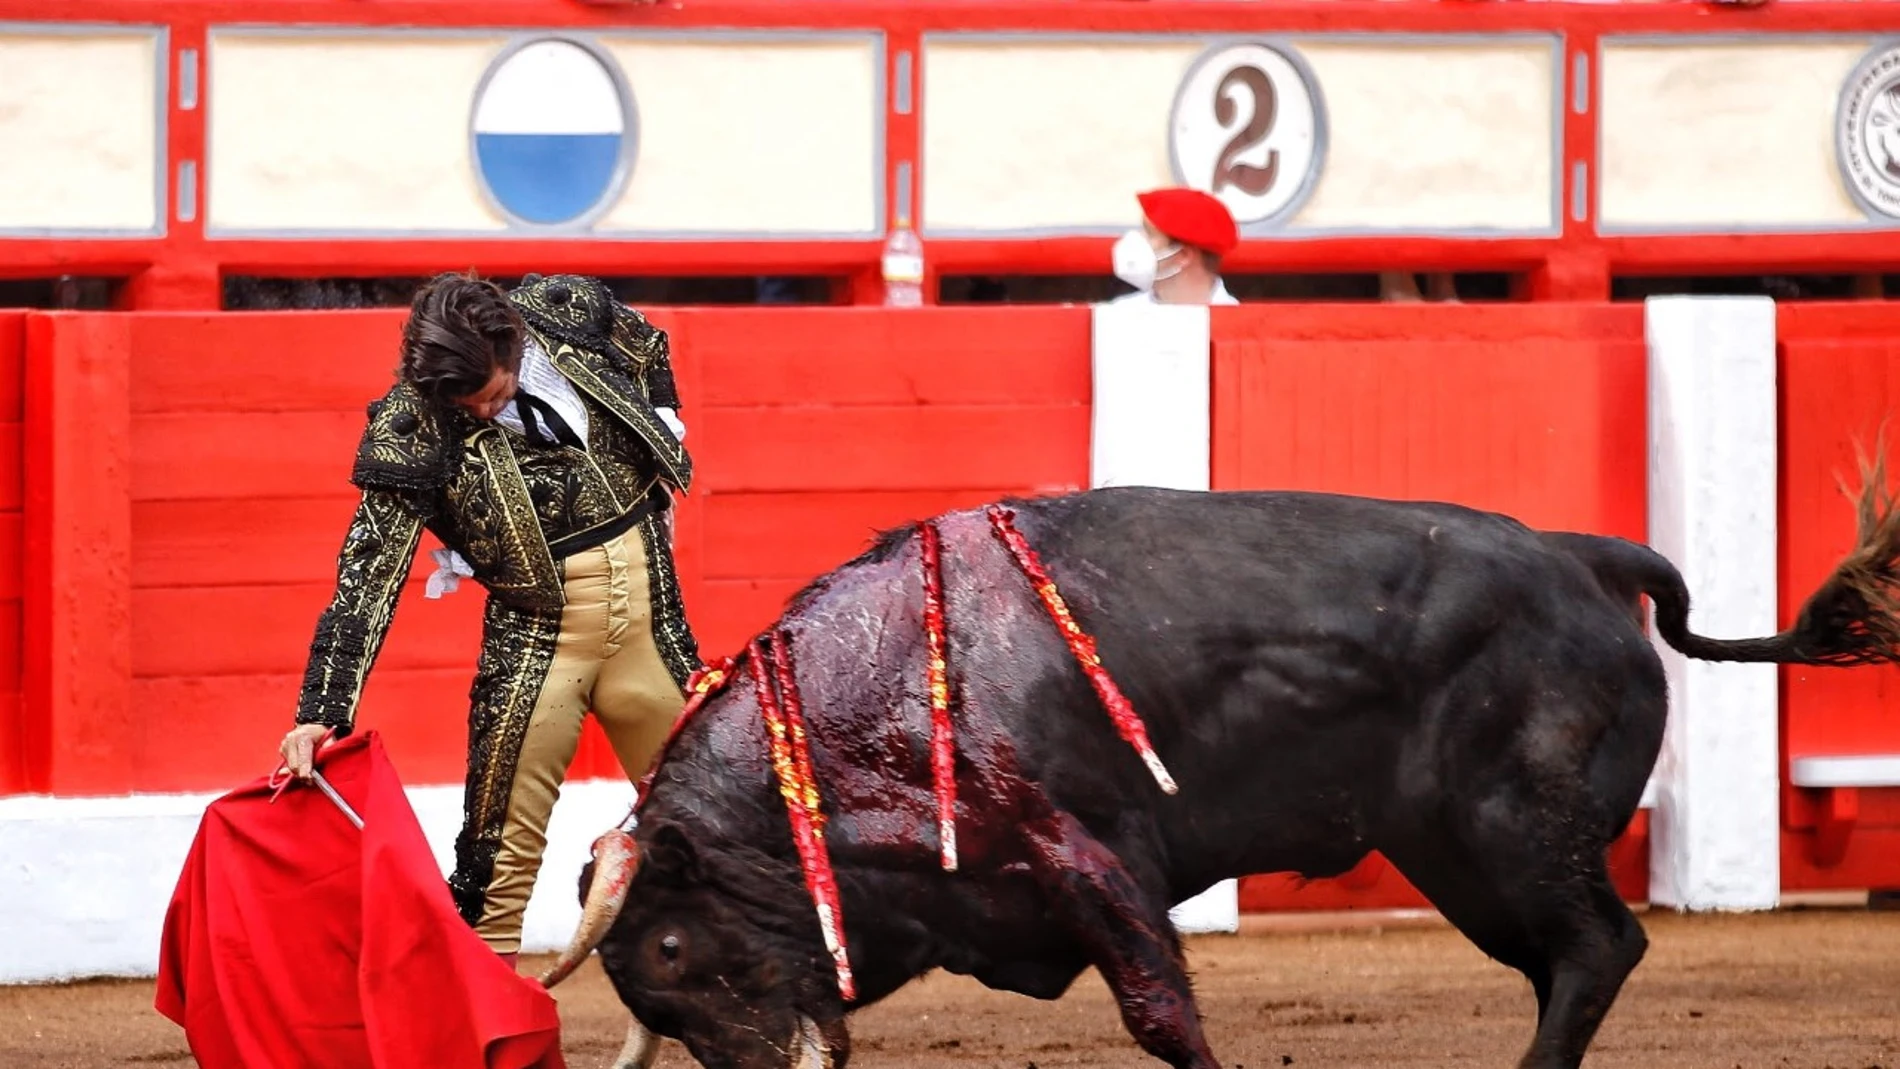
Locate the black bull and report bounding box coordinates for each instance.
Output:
[543,482,1900,1069]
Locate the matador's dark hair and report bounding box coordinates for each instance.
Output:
[399,270,525,403]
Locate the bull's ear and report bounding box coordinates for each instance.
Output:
[576,858,598,906]
[647,820,702,883]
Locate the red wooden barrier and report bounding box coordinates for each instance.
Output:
[0,313,24,794]
[1208,303,1652,907]
[13,306,1090,795]
[23,315,134,796]
[1776,304,1900,893]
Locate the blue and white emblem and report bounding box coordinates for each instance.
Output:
[471,37,634,228]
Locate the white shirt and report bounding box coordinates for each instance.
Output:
[495,336,590,443]
[425,337,686,599]
[1107,278,1238,307]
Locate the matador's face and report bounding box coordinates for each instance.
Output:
[452,363,519,422]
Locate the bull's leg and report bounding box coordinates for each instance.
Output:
[1018,810,1219,1069]
[1385,817,1647,1069]
[609,1018,661,1069]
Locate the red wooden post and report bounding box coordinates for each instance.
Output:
[0,313,26,795]
[22,313,134,796]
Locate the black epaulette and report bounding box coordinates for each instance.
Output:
[509,273,618,356]
[349,381,457,496]
[608,301,665,373]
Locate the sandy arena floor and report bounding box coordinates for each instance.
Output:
[3,907,1895,1068]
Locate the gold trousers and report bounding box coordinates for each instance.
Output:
[456,527,687,954]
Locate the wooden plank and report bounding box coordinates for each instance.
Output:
[0,312,23,422]
[1777,334,1900,795]
[688,307,1091,408]
[1212,302,1644,343]
[131,580,486,679]
[132,411,363,501]
[130,311,407,414]
[133,494,406,589]
[693,577,808,660]
[696,405,1090,495]
[702,489,1023,581]
[128,668,480,792]
[0,692,20,795]
[1212,336,1646,540]
[0,599,18,693]
[0,425,19,511]
[24,313,133,796]
[0,513,17,601]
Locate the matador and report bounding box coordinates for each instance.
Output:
[278,270,699,967]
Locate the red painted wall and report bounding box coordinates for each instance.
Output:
[14,307,1088,795]
[1208,303,1653,906]
[1776,304,1900,892]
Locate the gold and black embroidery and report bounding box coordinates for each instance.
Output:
[295,489,427,730]
[611,301,681,411]
[301,271,701,757]
[447,596,563,925]
[639,508,700,690]
[546,340,693,493]
[349,381,459,497]
[508,274,616,357]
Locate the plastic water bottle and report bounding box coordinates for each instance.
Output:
[882,222,924,307]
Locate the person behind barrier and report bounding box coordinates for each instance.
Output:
[276,270,699,972]
[1109,187,1240,306]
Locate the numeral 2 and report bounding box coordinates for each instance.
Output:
[1213,65,1279,196]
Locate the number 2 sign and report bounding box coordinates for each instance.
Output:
[1169,42,1325,228]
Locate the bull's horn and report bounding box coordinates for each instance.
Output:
[538,829,640,988]
[610,1018,661,1069]
[791,1015,834,1069]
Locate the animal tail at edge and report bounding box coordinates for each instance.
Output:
[1549,435,1900,669]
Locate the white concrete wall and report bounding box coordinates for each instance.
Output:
[1643,295,1782,911]
[1599,40,1872,230]
[923,35,1556,234]
[207,30,880,235]
[0,29,162,233]
[0,778,636,984]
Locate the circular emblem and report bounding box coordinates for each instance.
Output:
[1836,41,1900,221]
[471,37,635,229]
[1169,42,1326,228]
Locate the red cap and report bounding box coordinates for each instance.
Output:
[1137,187,1239,257]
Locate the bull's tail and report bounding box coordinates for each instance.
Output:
[1553,441,1900,668]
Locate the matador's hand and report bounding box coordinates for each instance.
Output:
[279,723,335,781]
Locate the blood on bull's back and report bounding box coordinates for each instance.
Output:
[552,479,1900,1069]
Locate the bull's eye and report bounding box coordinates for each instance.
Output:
[644,928,688,983]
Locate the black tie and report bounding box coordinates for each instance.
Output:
[515,389,583,450]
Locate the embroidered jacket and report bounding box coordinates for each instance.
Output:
[294,274,696,731]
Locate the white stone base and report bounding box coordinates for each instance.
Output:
[1642,295,1781,912]
[1170,879,1240,934]
[0,778,637,985]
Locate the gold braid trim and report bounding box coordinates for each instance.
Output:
[447,596,563,925]
[639,508,701,691]
[295,489,426,730]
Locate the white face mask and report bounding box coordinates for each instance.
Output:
[1111,229,1183,291]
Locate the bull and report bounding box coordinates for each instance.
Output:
[539,477,1900,1069]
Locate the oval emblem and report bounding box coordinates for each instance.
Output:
[1168,42,1326,229]
[472,37,634,228]
[1837,41,1900,221]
